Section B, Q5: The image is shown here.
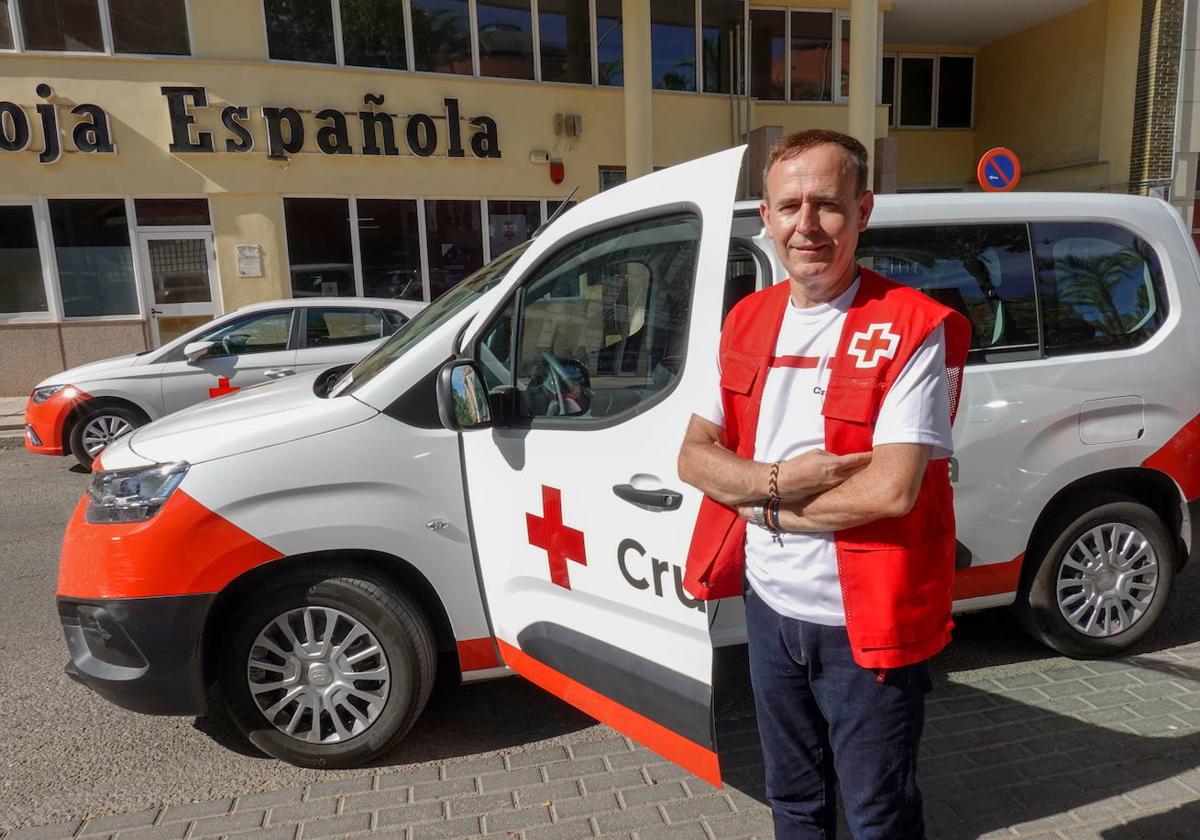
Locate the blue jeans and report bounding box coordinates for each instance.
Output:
[743,585,931,840]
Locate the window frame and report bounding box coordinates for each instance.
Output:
[893,51,975,131]
[935,52,975,130]
[0,197,60,323]
[47,195,150,323]
[469,204,704,432]
[10,0,194,58]
[282,194,563,303]
[747,5,844,105]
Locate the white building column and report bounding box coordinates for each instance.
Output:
[622,0,653,179]
[848,0,880,184]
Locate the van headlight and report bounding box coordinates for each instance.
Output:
[85,462,189,524]
[32,385,66,404]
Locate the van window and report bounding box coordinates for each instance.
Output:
[305,308,385,347]
[856,224,1039,364]
[1031,222,1168,356]
[476,213,700,421]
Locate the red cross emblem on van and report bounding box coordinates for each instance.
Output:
[527,485,587,589]
[848,323,900,369]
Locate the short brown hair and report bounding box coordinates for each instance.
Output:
[762,129,869,199]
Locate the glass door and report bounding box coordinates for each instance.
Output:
[136,231,219,347]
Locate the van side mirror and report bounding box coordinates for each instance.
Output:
[183,340,216,363]
[437,360,494,431]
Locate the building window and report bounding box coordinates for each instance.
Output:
[49,199,139,318]
[284,198,355,297]
[749,8,784,101]
[702,0,744,95]
[14,0,191,54]
[838,15,850,99]
[412,0,472,74]
[651,0,696,91]
[538,0,592,84]
[358,199,423,301]
[595,0,623,86]
[0,1,13,50]
[488,199,541,258]
[790,11,832,102]
[265,0,337,64]
[599,166,627,191]
[0,205,48,315]
[477,0,535,80]
[425,200,484,300]
[108,0,190,55]
[341,0,408,70]
[937,55,974,128]
[894,53,974,130]
[881,54,895,126]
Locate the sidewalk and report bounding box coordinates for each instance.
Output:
[1,396,25,430]
[5,643,1200,840]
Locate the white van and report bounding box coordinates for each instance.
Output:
[57,148,1197,781]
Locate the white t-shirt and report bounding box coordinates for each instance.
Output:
[699,279,954,625]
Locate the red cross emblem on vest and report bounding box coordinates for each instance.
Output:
[526,485,587,589]
[208,377,240,399]
[848,323,900,369]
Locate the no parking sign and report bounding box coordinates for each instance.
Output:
[977,147,1021,192]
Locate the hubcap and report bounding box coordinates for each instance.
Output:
[81,415,134,457]
[247,606,390,744]
[1056,522,1159,638]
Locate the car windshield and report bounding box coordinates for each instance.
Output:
[332,242,531,396]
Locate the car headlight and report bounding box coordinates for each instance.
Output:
[85,462,190,524]
[32,385,66,404]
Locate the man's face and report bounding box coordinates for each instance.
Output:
[759,144,874,306]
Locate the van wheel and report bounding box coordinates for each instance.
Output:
[70,405,144,470]
[219,571,435,768]
[1016,495,1174,658]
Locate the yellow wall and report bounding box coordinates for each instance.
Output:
[1098,0,1141,191]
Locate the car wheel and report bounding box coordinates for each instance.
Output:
[1016,494,1175,658]
[70,405,144,471]
[219,571,436,768]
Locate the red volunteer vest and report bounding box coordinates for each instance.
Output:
[682,268,972,669]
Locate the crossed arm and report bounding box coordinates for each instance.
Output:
[676,414,932,532]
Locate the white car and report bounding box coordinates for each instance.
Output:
[24,297,424,468]
[57,148,1198,780]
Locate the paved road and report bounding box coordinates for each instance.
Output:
[2,446,1200,838]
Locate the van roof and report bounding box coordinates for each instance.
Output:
[734,191,1174,220]
[234,297,418,313]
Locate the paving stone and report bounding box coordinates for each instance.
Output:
[342,790,414,814]
[507,747,571,769]
[605,751,652,771]
[375,802,446,828]
[1044,665,1101,682]
[643,765,690,785]
[307,779,375,800]
[444,792,515,818]
[593,805,665,834]
[4,822,84,840]
[301,813,373,839]
[443,757,507,780]
[225,825,299,840]
[80,811,160,835]
[376,769,444,790]
[236,790,308,809]
[993,672,1053,690]
[476,768,543,794]
[408,815,482,840]
[680,777,720,798]
[662,796,734,823]
[632,821,709,840]
[581,769,649,793]
[1084,672,1141,690]
[413,779,480,801]
[481,806,553,833]
[568,738,631,759]
[1005,811,1080,835]
[544,759,608,781]
[159,800,234,823]
[111,825,189,840]
[702,811,775,839]
[1123,779,1196,808]
[522,819,596,840]
[550,792,620,822]
[269,801,340,825]
[619,782,688,810]
[191,809,269,837]
[1128,681,1191,701]
[994,687,1051,706]
[1122,715,1187,736]
[512,780,584,809]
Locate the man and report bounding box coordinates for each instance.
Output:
[678,129,971,839]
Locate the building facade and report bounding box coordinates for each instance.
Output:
[0,0,1192,395]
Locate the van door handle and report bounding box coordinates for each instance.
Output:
[265,368,295,379]
[612,484,683,512]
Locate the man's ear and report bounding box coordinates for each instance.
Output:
[857,190,875,231]
[759,198,770,228]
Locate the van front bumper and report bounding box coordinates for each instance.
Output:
[58,594,214,716]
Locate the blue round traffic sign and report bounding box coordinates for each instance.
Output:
[977,147,1021,192]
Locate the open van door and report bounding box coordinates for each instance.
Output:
[458,147,745,786]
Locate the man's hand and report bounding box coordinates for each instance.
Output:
[776,449,871,499]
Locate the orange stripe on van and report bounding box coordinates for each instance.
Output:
[495,638,721,787]
[57,491,281,600]
[953,554,1023,600]
[457,637,500,671]
[1143,413,1200,499]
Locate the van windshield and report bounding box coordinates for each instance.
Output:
[332,242,531,396]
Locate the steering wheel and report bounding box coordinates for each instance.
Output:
[540,351,569,416]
